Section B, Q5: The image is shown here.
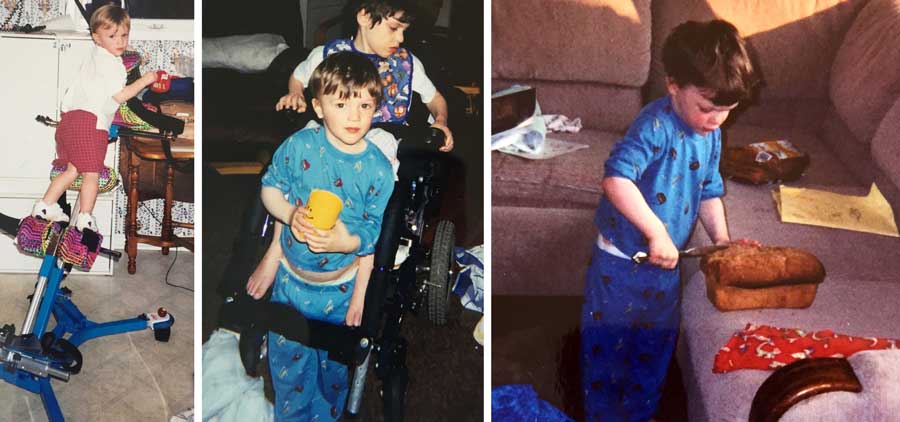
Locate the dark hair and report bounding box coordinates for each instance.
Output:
[309,52,383,104]
[351,0,414,28]
[662,20,758,106]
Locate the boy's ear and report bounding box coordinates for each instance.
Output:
[665,77,680,96]
[357,9,373,29]
[311,98,324,119]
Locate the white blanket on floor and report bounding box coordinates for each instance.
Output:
[202,329,274,422]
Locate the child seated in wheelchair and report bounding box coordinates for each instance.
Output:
[275,0,455,166]
[251,51,394,421]
[30,4,157,234]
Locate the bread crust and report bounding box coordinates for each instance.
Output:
[700,245,826,289]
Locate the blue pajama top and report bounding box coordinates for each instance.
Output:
[594,96,725,257]
[262,126,394,272]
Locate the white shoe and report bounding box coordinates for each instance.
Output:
[31,201,70,223]
[74,212,98,232]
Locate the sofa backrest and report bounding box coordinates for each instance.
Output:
[491,0,651,130]
[829,0,900,144]
[492,0,651,87]
[647,0,867,103]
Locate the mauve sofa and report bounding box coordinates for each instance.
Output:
[491,0,900,420]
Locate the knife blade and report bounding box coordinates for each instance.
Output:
[631,244,728,264]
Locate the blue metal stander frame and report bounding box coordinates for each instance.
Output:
[0,253,174,421]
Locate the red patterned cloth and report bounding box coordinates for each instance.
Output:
[53,110,108,173]
[713,323,900,373]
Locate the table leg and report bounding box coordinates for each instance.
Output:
[161,163,174,255]
[126,150,139,274]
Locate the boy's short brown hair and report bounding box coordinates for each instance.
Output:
[90,4,131,34]
[663,20,758,106]
[309,52,383,104]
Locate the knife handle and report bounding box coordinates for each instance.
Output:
[631,251,649,264]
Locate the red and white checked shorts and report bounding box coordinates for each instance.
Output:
[53,110,108,173]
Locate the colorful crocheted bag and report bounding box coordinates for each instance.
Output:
[49,165,120,193]
[15,216,64,258]
[58,227,102,271]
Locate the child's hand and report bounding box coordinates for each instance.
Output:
[345,292,365,327]
[246,253,281,299]
[648,234,679,269]
[431,122,454,152]
[289,205,313,241]
[140,71,158,87]
[276,93,307,112]
[303,219,358,254]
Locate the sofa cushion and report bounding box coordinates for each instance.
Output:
[830,0,900,144]
[492,128,619,209]
[648,0,866,102]
[678,272,900,421]
[493,80,642,131]
[871,97,900,200]
[491,0,651,87]
[492,206,594,296]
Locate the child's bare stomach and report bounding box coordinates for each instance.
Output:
[284,257,359,283]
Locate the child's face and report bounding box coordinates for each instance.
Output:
[312,89,378,152]
[666,79,738,136]
[92,24,129,57]
[356,10,410,58]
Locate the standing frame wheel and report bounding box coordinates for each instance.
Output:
[426,220,455,325]
[381,366,408,422]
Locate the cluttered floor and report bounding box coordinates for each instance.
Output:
[0,252,194,421]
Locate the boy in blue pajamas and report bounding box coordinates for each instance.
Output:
[582,20,759,421]
[258,52,394,421]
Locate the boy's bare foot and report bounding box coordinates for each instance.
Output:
[246,255,280,299]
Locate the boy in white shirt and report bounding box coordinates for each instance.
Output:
[31,4,157,234]
[275,0,454,174]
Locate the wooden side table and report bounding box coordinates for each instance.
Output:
[121,131,194,274]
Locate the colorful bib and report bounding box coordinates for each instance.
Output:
[323,39,414,124]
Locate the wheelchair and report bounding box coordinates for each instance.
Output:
[213,116,458,422]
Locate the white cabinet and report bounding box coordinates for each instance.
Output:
[0,32,117,275]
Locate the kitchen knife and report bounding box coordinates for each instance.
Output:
[631,244,728,264]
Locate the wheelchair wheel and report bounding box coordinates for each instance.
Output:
[426,220,455,325]
[381,366,408,422]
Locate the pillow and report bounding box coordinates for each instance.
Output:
[203,33,290,73]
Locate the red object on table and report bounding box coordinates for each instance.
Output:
[713,323,900,373]
[151,70,171,93]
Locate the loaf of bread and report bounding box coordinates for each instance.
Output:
[701,245,826,289]
[705,280,820,311]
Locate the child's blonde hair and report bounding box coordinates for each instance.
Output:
[89,4,131,34]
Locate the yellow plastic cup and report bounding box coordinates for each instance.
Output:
[301,189,343,239]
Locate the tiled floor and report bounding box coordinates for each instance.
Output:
[0,250,194,422]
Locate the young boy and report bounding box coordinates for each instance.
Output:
[258,52,393,421]
[249,0,451,322]
[31,4,156,233]
[581,20,758,421]
[275,0,454,164]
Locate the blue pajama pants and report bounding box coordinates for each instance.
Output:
[267,263,355,421]
[581,246,680,422]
